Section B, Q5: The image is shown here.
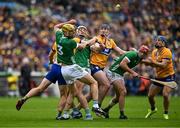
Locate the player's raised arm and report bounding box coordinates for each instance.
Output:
[110,38,126,55]
[54,19,76,33]
[113,46,126,55]
[142,57,169,68]
[77,37,97,49]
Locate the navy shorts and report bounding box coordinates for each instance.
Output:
[154,74,175,87]
[45,64,66,85]
[90,64,104,75]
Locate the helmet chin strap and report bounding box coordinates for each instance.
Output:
[100,34,105,37]
[78,35,85,39]
[100,34,109,38]
[155,45,163,49]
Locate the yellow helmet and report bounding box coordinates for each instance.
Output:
[62,24,75,32]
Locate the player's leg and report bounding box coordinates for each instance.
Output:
[74,81,88,110]
[103,69,125,118]
[103,95,118,118]
[79,73,98,105]
[71,81,83,119]
[84,93,92,102]
[60,83,92,120]
[16,78,52,110]
[162,86,172,119]
[103,95,118,112]
[112,79,128,119]
[145,85,161,118]
[79,73,107,117]
[92,70,110,107]
[60,85,74,120]
[74,81,88,109]
[73,81,93,120]
[56,86,69,120]
[61,64,106,117]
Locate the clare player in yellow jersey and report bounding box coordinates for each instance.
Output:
[89,24,126,107]
[142,35,175,119]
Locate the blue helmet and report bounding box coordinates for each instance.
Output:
[154,35,168,46]
[157,36,167,44]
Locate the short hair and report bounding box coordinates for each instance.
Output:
[100,24,111,30]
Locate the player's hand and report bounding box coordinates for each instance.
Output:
[69,19,76,24]
[141,59,151,65]
[147,57,152,62]
[99,43,105,50]
[147,57,157,65]
[142,57,153,65]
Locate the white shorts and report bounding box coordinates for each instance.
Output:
[61,64,88,85]
[82,67,91,74]
[105,69,124,84]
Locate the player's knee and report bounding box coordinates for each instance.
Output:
[123,89,127,96]
[103,82,110,90]
[148,92,155,98]
[102,84,110,92]
[163,92,169,98]
[89,80,98,88]
[120,89,127,96]
[93,80,98,86]
[60,90,66,96]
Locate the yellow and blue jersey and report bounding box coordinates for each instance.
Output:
[90,35,117,68]
[151,47,175,78]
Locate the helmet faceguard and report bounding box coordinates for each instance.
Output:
[76,25,88,38]
[154,35,168,48]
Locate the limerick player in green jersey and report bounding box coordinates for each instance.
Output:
[16,19,106,118]
[58,26,94,120]
[49,41,70,120]
[69,25,109,119]
[103,45,149,119]
[74,27,91,69]
[71,26,92,119]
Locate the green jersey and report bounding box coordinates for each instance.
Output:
[110,51,141,76]
[74,38,91,68]
[55,30,77,65]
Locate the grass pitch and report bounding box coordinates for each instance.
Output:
[0,96,180,128]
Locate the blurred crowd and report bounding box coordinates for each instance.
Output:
[0,0,179,95]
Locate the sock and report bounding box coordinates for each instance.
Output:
[151,106,155,111]
[93,100,99,108]
[120,111,124,116]
[104,99,117,112]
[73,107,79,112]
[85,108,91,116]
[64,110,69,114]
[22,96,28,101]
[57,111,62,117]
[73,108,80,114]
[164,111,168,114]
